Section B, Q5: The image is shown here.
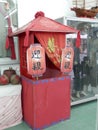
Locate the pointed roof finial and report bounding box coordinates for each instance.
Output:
[35,11,45,18]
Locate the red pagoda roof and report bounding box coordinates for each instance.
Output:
[12,11,79,36]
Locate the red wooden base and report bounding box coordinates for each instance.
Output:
[22,75,71,130]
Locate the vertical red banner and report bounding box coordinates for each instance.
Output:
[27,44,46,77]
[61,47,74,74]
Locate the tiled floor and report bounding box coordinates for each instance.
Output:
[5,100,97,130]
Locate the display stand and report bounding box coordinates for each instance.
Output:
[11,12,80,129]
[22,75,70,130]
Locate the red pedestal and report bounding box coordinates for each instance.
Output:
[22,76,70,130]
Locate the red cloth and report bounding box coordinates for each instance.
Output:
[5,36,10,49]
[35,32,65,69]
[5,35,16,59]
[5,27,16,59]
[22,75,70,129]
[76,31,81,48]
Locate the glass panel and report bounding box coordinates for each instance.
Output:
[0,13,7,57]
[0,0,18,63]
[66,19,98,103]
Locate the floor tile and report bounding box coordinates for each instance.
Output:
[5,100,97,130]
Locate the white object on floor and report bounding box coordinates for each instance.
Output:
[88,84,92,92]
[81,91,87,96]
[71,96,75,101]
[76,91,80,98]
[0,84,22,130]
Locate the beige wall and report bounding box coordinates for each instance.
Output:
[17,0,74,27]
